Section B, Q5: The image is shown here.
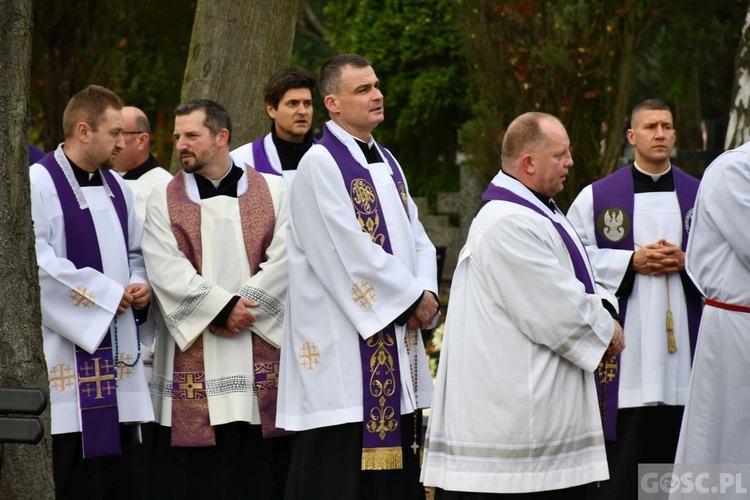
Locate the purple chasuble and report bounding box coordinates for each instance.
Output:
[40,149,129,458]
[591,165,701,440]
[166,166,288,445]
[481,184,595,293]
[318,126,411,470]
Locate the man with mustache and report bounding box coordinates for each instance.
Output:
[278,54,440,499]
[567,99,702,499]
[142,99,289,498]
[231,66,316,184]
[29,84,154,499]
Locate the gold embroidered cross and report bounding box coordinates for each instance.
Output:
[49,364,76,392]
[70,285,95,309]
[117,353,133,380]
[78,357,117,400]
[351,281,376,309]
[298,342,320,370]
[597,358,618,383]
[266,363,279,384]
[178,373,204,399]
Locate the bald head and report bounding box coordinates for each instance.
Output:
[501,112,573,198]
[113,106,152,173]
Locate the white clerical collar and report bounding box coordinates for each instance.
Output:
[634,161,671,181]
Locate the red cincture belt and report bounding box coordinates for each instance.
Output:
[705,298,750,313]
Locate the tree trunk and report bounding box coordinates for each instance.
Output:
[725,4,750,150]
[602,5,637,177]
[174,0,300,172]
[0,0,55,498]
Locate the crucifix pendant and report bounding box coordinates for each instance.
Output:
[411,439,420,455]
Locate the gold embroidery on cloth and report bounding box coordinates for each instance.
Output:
[70,285,95,309]
[361,446,403,470]
[597,356,618,384]
[116,353,134,380]
[397,182,410,218]
[298,341,320,370]
[78,358,117,400]
[352,280,376,309]
[365,331,399,439]
[350,178,386,247]
[49,363,76,392]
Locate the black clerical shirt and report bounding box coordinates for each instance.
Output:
[122,154,162,181]
[271,126,315,170]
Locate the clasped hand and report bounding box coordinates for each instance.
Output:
[117,283,151,315]
[633,239,684,276]
[209,298,260,338]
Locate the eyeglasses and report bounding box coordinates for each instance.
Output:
[122,131,146,135]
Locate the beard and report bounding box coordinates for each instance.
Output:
[181,155,206,174]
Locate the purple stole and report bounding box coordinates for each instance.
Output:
[166,166,287,447]
[250,134,319,175]
[318,126,410,470]
[481,184,595,293]
[591,165,701,440]
[40,149,128,458]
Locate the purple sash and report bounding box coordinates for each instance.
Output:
[591,165,701,439]
[166,166,286,446]
[318,126,410,470]
[482,184,595,293]
[251,137,278,175]
[250,135,320,176]
[40,149,128,458]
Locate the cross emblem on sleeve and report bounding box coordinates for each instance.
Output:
[49,364,76,392]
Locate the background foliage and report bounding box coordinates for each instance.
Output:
[29,0,746,209]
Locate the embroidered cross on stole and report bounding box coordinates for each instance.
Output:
[319,126,412,470]
[40,147,129,458]
[166,166,284,446]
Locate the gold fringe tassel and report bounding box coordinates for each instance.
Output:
[666,309,677,353]
[361,446,403,470]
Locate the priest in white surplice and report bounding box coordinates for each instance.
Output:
[111,105,171,498]
[112,106,173,226]
[142,99,288,499]
[421,112,623,499]
[277,54,440,499]
[567,100,701,500]
[230,67,317,185]
[674,141,750,464]
[30,85,154,499]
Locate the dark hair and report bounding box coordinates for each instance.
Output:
[62,85,124,139]
[264,67,316,109]
[631,99,672,125]
[318,54,372,96]
[174,98,233,144]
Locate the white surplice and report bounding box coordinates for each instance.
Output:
[122,165,173,225]
[142,165,288,426]
[31,145,154,434]
[231,133,297,184]
[420,172,613,494]
[675,143,750,463]
[567,177,693,407]
[277,120,438,432]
